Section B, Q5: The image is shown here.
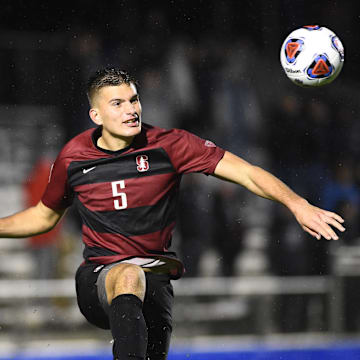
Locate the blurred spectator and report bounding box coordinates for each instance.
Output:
[211,37,264,156]
[335,200,360,245]
[167,38,199,130]
[212,183,245,276]
[267,94,308,188]
[320,159,360,273]
[138,8,171,69]
[302,99,334,200]
[65,30,104,138]
[269,207,309,276]
[268,206,310,332]
[188,36,224,136]
[178,174,214,277]
[139,67,175,129]
[321,160,360,216]
[334,195,360,333]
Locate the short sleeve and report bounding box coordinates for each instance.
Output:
[166,129,225,174]
[41,153,73,211]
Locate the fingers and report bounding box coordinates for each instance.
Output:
[296,204,346,241]
[309,211,346,241]
[319,212,346,233]
[315,221,339,240]
[303,225,321,240]
[320,209,345,225]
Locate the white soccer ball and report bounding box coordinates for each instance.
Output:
[280,25,344,87]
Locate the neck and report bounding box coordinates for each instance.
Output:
[97,132,134,151]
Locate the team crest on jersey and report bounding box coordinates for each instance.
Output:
[136,155,149,172]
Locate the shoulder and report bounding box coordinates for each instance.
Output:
[139,124,224,174]
[56,127,98,162]
[142,123,193,145]
[142,123,220,152]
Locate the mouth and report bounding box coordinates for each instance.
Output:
[123,116,140,127]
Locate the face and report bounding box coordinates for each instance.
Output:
[89,83,142,144]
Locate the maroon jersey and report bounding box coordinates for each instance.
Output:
[42,123,225,278]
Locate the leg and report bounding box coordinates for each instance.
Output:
[105,263,148,360]
[76,263,173,360]
[105,262,146,303]
[75,263,110,330]
[143,273,174,360]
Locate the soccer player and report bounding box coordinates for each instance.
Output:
[0,68,345,360]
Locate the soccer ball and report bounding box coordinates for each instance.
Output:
[280,25,344,87]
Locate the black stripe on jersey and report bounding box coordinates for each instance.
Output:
[74,185,178,236]
[68,148,175,187]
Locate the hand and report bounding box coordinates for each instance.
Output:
[291,199,345,240]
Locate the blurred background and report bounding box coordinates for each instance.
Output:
[1,0,360,358]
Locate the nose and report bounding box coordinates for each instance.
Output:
[125,101,136,114]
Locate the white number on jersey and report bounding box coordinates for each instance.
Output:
[111,180,128,210]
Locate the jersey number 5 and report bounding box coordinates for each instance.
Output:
[111,180,127,210]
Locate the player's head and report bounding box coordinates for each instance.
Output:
[86,68,137,107]
[87,68,142,148]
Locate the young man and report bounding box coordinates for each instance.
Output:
[0,68,345,359]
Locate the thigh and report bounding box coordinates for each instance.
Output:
[75,263,110,330]
[143,273,174,360]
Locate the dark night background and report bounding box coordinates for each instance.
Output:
[1,0,360,336]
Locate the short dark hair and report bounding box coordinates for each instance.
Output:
[86,68,137,106]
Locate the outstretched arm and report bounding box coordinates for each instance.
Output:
[213,151,345,240]
[0,201,65,238]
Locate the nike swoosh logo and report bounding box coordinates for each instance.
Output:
[83,166,96,174]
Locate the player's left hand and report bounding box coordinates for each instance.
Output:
[291,199,345,240]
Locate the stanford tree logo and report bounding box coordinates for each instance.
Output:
[136,155,149,172]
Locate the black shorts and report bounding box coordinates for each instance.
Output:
[75,262,174,358]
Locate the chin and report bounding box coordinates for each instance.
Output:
[123,124,141,137]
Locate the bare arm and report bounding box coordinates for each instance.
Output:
[214,151,345,240]
[0,201,65,238]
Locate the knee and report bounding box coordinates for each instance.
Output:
[117,263,145,290]
[106,264,146,303]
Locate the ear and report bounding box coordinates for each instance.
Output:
[89,108,102,126]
